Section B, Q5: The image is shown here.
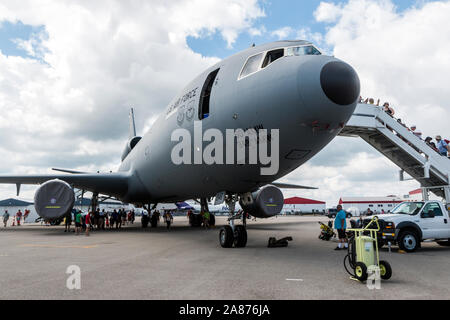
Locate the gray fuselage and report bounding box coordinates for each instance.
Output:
[118,40,360,204]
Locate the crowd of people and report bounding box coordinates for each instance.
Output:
[2,205,221,234]
[142,209,174,229]
[64,208,136,236]
[2,209,31,227]
[360,97,449,157]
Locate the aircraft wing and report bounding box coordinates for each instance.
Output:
[0,172,130,197]
[272,182,318,190]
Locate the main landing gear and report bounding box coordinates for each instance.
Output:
[219,194,247,248]
[190,198,216,227]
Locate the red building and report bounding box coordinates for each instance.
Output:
[282,197,326,214]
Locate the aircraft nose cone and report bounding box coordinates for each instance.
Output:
[320,61,360,105]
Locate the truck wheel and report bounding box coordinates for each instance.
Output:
[436,240,450,247]
[354,262,368,282]
[219,226,233,248]
[398,230,419,252]
[379,260,392,280]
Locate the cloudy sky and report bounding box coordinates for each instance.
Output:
[0,0,448,206]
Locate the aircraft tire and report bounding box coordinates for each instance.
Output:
[189,214,202,227]
[220,226,233,248]
[150,216,158,228]
[141,216,149,228]
[234,225,247,248]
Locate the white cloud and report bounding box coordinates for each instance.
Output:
[270,26,293,39]
[315,0,450,137]
[248,25,266,37]
[0,0,265,200]
[314,1,343,23]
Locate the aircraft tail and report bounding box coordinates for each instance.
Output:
[129,108,137,139]
[121,108,142,162]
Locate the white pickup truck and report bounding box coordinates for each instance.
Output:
[370,201,450,252]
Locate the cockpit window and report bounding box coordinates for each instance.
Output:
[262,49,284,68]
[240,53,264,78]
[238,44,322,80]
[286,45,321,56]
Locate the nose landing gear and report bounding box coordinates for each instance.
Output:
[219,194,247,248]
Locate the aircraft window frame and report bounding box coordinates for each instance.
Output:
[237,44,322,81]
[261,48,285,69]
[238,46,285,80]
[285,44,322,57]
[238,52,264,80]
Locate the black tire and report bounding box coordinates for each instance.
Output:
[234,225,247,248]
[209,214,215,226]
[436,240,450,246]
[220,226,234,248]
[150,216,158,228]
[398,230,419,252]
[189,214,202,227]
[354,262,368,282]
[141,216,149,228]
[379,260,392,280]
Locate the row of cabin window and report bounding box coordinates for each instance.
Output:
[239,45,321,79]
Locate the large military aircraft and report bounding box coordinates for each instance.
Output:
[0,40,360,248]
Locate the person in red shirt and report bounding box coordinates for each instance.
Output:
[85,212,91,236]
[16,210,22,226]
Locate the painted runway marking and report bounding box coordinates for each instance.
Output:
[286,279,303,281]
[20,244,98,249]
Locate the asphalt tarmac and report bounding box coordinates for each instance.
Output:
[1,216,450,300]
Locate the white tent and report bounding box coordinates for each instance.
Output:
[155,203,178,210]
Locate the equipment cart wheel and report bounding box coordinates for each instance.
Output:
[354,262,368,282]
[379,260,392,280]
[234,225,247,248]
[220,226,234,248]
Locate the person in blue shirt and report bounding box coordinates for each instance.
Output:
[334,205,348,251]
[436,135,449,156]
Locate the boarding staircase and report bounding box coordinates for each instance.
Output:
[339,103,450,202]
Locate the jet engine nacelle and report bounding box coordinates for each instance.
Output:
[34,179,75,220]
[240,185,284,218]
[121,136,142,162]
